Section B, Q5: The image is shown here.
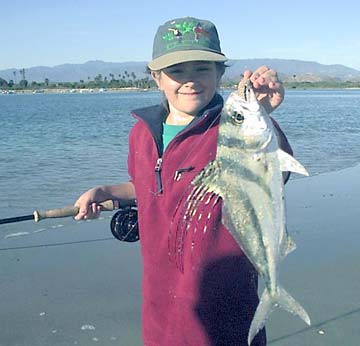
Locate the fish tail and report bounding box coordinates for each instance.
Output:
[248,285,311,345]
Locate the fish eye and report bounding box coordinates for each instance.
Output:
[230,111,245,125]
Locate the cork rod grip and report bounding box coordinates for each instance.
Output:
[33,200,115,222]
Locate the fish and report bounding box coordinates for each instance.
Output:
[184,80,311,345]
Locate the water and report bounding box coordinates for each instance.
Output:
[275,89,360,176]
[0,91,153,218]
[1,89,360,221]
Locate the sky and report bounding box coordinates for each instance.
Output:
[1,0,359,71]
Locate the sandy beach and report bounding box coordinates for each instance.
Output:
[267,165,360,345]
[1,164,359,346]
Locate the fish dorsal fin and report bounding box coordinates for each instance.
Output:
[277,149,309,176]
[192,160,223,196]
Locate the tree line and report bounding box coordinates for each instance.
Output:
[0,69,157,90]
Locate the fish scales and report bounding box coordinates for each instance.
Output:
[185,81,311,345]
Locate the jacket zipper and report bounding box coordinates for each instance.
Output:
[131,113,165,195]
[154,157,163,194]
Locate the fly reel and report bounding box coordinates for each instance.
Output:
[110,206,139,242]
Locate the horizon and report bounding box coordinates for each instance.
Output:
[1,0,360,71]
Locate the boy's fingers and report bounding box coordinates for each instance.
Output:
[74,203,91,220]
[243,70,252,79]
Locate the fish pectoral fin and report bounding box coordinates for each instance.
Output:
[277,149,309,176]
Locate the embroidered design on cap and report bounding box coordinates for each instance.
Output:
[162,20,211,50]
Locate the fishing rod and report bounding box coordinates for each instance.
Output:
[0,199,139,243]
[0,199,135,225]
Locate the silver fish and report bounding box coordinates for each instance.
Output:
[186,81,311,345]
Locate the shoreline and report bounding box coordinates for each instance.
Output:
[1,86,360,95]
[0,87,151,94]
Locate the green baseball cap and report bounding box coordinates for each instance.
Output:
[148,17,228,70]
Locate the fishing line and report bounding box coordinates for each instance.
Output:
[1,214,115,249]
[0,237,115,252]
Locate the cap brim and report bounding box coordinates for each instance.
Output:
[148,50,227,70]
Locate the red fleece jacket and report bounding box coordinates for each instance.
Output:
[128,94,292,346]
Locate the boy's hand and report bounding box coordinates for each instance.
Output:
[238,65,285,114]
[74,189,102,220]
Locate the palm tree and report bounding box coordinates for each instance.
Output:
[19,68,26,81]
[94,74,103,83]
[0,77,8,88]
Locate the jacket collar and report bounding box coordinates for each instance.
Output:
[131,93,224,154]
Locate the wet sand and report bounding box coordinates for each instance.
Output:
[0,218,143,346]
[267,165,360,345]
[1,165,360,345]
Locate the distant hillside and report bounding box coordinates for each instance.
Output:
[1,59,359,83]
[0,60,149,84]
[224,59,360,82]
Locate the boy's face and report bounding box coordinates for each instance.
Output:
[152,61,222,118]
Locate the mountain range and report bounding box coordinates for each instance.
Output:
[1,59,359,83]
